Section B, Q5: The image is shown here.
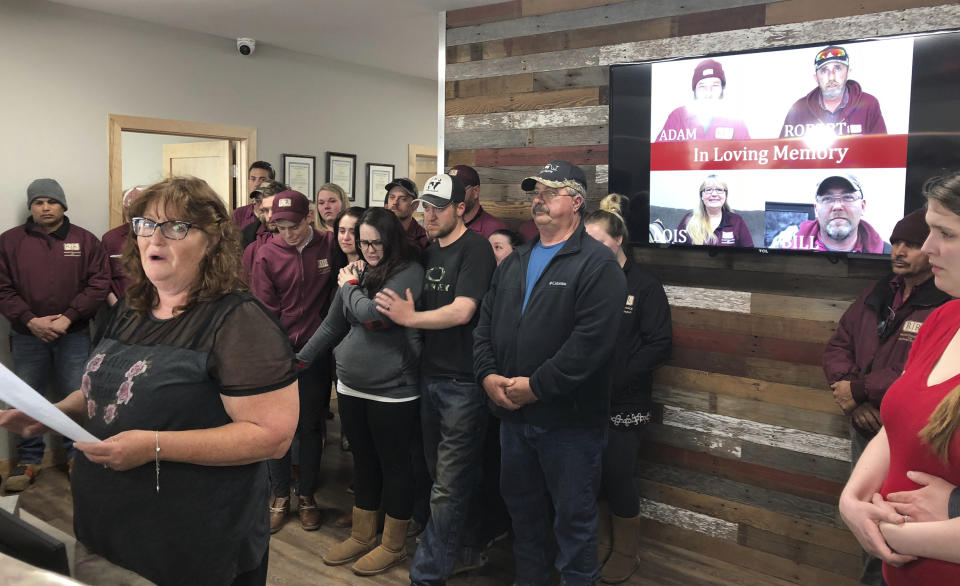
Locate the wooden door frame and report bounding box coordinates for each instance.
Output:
[108,114,257,228]
[408,144,439,179]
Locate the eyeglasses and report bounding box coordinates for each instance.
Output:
[701,188,727,195]
[132,217,194,240]
[358,240,384,250]
[816,193,862,205]
[532,188,572,201]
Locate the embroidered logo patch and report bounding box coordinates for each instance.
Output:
[902,320,922,334]
[278,198,292,207]
[64,242,80,257]
[624,294,635,314]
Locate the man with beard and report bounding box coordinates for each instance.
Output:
[771,174,890,253]
[822,208,948,585]
[385,177,429,250]
[374,174,497,584]
[656,58,751,142]
[232,161,276,229]
[241,180,287,272]
[780,45,886,138]
[448,165,506,239]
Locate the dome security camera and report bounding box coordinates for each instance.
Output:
[236,38,256,56]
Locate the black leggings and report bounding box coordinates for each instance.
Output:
[338,393,419,519]
[600,426,645,517]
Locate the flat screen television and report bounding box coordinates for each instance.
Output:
[609,28,960,256]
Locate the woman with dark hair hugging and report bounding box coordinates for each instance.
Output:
[298,207,424,576]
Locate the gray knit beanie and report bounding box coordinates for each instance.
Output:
[27,178,67,211]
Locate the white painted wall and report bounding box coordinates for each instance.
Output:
[121,132,209,189]
[0,0,437,459]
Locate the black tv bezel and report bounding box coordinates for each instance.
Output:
[609,27,960,259]
[0,508,70,577]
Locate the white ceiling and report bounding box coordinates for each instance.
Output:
[48,0,492,79]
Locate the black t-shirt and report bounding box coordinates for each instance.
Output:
[72,291,296,585]
[419,229,496,378]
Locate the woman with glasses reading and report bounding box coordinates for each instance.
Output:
[0,177,299,586]
[675,174,754,247]
[297,207,424,576]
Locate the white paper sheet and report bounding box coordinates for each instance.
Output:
[0,362,100,443]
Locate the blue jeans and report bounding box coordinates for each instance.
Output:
[10,328,90,463]
[500,421,604,586]
[410,376,488,585]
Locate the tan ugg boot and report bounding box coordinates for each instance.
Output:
[322,507,378,566]
[597,500,613,565]
[351,514,409,576]
[600,514,640,584]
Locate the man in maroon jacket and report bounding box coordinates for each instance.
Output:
[385,177,430,250]
[448,165,507,239]
[0,178,110,491]
[780,45,887,139]
[822,207,949,585]
[231,160,276,229]
[101,186,144,306]
[249,190,337,532]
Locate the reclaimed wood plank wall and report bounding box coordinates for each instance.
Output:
[445,1,959,583]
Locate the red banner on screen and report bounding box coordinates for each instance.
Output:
[650,135,908,171]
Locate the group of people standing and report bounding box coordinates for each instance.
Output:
[0,158,674,586]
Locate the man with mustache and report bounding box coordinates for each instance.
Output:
[822,208,949,585]
[771,174,890,253]
[780,45,887,138]
[474,160,626,585]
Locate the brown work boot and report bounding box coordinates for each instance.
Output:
[5,463,41,493]
[269,496,290,534]
[323,507,378,566]
[299,495,322,531]
[600,514,640,583]
[352,514,409,576]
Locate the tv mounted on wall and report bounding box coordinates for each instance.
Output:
[609,28,960,256]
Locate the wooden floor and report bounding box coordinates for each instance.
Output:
[10,419,792,586]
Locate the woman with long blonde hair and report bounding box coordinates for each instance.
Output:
[676,174,753,246]
[839,171,960,585]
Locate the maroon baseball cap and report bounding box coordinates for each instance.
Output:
[271,190,309,223]
[692,59,726,91]
[447,165,480,187]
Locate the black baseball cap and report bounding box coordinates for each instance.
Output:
[521,160,588,193]
[385,177,419,198]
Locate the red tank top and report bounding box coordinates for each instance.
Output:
[880,300,960,585]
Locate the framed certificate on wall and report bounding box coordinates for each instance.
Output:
[366,163,394,207]
[326,152,356,201]
[282,154,315,197]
